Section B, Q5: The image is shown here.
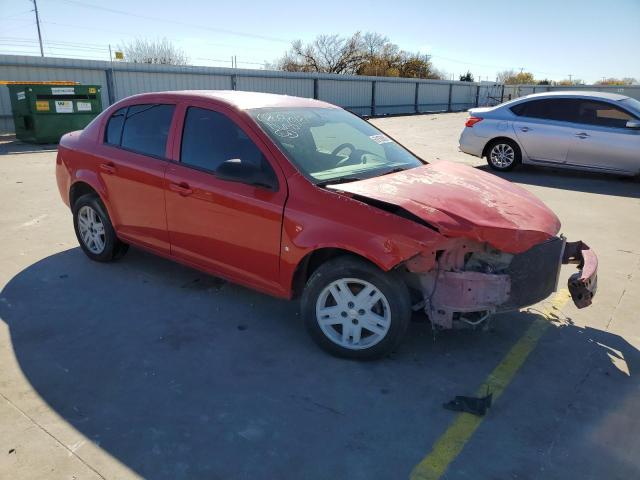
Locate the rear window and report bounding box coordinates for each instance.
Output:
[509,103,527,116]
[105,108,126,145]
[104,104,175,158]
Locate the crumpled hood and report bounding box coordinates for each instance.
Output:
[328,161,561,254]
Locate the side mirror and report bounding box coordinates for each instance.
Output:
[626,120,640,129]
[215,158,277,190]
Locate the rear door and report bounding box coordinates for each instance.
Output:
[97,103,176,253]
[165,102,287,293]
[512,99,579,163]
[566,100,640,174]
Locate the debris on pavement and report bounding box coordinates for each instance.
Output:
[443,392,493,416]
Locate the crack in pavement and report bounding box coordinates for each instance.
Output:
[0,391,106,480]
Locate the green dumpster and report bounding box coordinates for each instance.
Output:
[7,83,102,144]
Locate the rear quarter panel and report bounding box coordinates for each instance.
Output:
[474,107,530,161]
[57,128,111,214]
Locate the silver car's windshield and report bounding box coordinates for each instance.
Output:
[620,97,640,116]
[248,107,423,184]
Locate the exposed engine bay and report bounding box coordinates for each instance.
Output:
[402,236,597,329]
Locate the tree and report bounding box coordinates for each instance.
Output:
[362,32,389,57]
[497,69,536,85]
[595,77,637,85]
[397,52,442,79]
[537,79,551,85]
[277,33,365,74]
[275,32,443,79]
[557,78,583,86]
[119,38,187,65]
[459,71,474,82]
[356,39,403,77]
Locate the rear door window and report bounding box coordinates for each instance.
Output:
[511,99,579,122]
[574,100,635,128]
[110,104,175,157]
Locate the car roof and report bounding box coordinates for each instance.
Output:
[120,90,338,110]
[519,90,630,102]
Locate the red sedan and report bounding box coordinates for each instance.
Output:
[56,91,597,359]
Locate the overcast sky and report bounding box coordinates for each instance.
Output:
[1,0,639,83]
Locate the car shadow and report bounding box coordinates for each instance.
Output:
[475,164,640,198]
[1,248,638,479]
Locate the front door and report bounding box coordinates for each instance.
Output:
[165,103,287,293]
[566,99,640,174]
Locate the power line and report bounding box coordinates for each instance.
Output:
[0,20,37,35]
[0,39,110,52]
[0,9,35,21]
[0,37,111,49]
[41,20,139,36]
[52,0,291,44]
[427,53,584,80]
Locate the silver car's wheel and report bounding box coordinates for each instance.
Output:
[77,205,106,254]
[486,139,521,171]
[489,143,515,169]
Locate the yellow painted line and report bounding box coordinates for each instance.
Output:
[410,289,572,480]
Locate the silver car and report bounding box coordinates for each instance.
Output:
[459,91,640,175]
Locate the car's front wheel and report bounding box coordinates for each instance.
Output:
[486,139,521,171]
[301,257,411,360]
[73,193,128,262]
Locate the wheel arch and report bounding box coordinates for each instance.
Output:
[290,247,386,299]
[482,136,523,159]
[68,172,117,227]
[69,181,100,208]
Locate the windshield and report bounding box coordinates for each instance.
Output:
[248,107,423,184]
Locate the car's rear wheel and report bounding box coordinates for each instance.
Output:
[486,139,521,171]
[301,257,411,360]
[73,193,128,262]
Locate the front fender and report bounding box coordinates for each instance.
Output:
[278,178,448,297]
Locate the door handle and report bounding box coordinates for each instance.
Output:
[520,127,530,132]
[575,132,590,139]
[99,162,116,174]
[169,182,193,196]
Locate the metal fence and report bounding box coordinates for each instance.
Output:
[1,54,639,133]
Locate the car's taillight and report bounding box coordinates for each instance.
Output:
[465,116,483,127]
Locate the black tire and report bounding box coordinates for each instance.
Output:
[72,193,129,262]
[301,256,411,360]
[485,138,521,172]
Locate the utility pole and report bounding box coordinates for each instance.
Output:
[568,74,573,84]
[32,0,44,57]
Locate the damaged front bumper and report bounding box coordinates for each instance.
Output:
[406,236,598,329]
[562,240,598,308]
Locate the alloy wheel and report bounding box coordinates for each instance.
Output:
[490,143,515,169]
